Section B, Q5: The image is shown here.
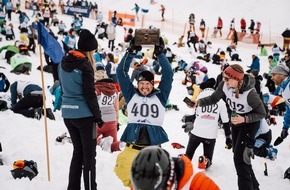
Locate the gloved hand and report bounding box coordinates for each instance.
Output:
[153,37,165,56]
[127,37,142,54]
[243,147,254,165]
[94,118,104,128]
[281,128,289,139]
[182,122,193,133]
[225,137,232,149]
[181,114,196,123]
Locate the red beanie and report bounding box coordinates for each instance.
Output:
[223,66,244,81]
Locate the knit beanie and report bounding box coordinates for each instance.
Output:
[271,64,289,76]
[223,65,244,81]
[78,29,98,52]
[138,70,154,85]
[95,65,107,81]
[200,78,216,90]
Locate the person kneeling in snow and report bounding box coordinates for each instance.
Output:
[254,115,278,160]
[94,65,123,153]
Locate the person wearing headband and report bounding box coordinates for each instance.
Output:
[196,64,266,190]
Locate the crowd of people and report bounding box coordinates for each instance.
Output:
[0,0,290,189]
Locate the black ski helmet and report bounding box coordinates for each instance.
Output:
[131,146,174,190]
[284,167,290,179]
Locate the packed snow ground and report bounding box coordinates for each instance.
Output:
[0,0,290,189]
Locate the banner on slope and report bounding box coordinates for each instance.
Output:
[108,11,135,27]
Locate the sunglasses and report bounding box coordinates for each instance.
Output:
[171,142,185,149]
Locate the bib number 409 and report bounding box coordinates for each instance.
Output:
[131,103,159,118]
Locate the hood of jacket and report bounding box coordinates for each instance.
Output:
[240,74,255,93]
[61,50,87,72]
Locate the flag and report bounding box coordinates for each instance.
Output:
[36,22,64,63]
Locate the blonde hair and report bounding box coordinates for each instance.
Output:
[230,64,244,98]
[84,50,98,81]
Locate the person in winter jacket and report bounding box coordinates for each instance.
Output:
[114,37,173,188]
[132,3,140,21]
[254,117,278,161]
[5,23,15,41]
[111,10,117,26]
[94,65,122,152]
[226,45,241,61]
[131,146,220,190]
[247,55,260,74]
[0,44,19,63]
[199,19,206,38]
[226,18,235,40]
[106,22,116,51]
[260,45,268,56]
[263,55,277,94]
[240,18,246,33]
[105,53,119,91]
[42,7,51,26]
[189,13,195,31]
[198,39,207,54]
[231,29,238,45]
[58,29,104,190]
[187,30,197,52]
[272,43,283,62]
[196,64,266,190]
[64,28,76,49]
[271,64,290,146]
[183,78,231,169]
[10,53,32,74]
[160,4,165,21]
[57,20,66,35]
[248,19,255,34]
[255,21,261,34]
[10,80,54,120]
[217,16,223,37]
[5,0,14,21]
[72,14,83,32]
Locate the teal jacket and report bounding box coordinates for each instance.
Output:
[116,52,173,145]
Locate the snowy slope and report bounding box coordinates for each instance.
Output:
[0,0,290,189]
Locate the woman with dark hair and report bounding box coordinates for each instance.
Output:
[105,52,119,91]
[196,64,266,190]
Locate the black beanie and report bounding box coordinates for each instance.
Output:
[78,29,98,52]
[200,78,216,90]
[138,70,154,85]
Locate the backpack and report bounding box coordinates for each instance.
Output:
[195,35,199,42]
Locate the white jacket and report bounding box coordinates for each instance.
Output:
[192,88,229,139]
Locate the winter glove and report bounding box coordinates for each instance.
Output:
[181,114,196,123]
[243,147,254,165]
[182,122,194,133]
[225,137,232,149]
[281,128,289,139]
[94,118,104,128]
[127,37,142,54]
[153,37,165,56]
